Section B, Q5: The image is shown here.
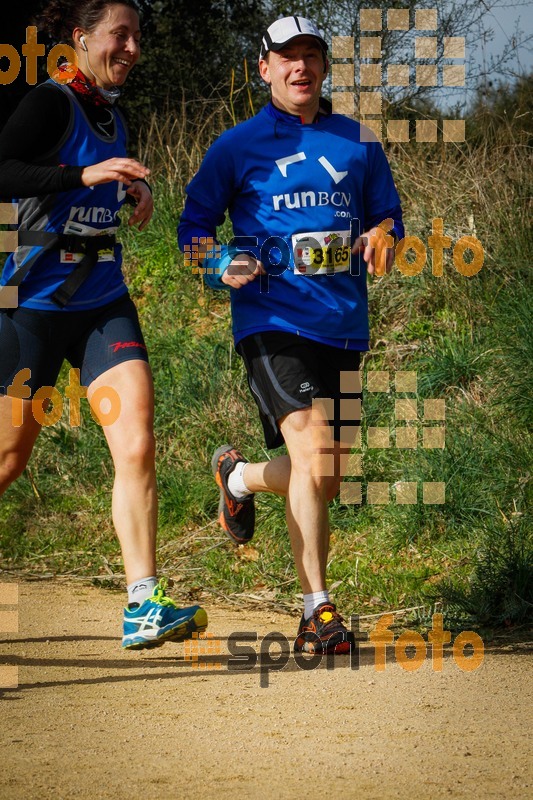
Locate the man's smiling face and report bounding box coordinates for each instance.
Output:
[259,36,327,122]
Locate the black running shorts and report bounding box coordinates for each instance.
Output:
[0,294,149,398]
[236,331,362,449]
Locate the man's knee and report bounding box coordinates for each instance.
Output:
[289,455,339,498]
[280,406,332,455]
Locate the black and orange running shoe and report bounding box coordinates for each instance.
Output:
[211,444,255,545]
[294,602,354,655]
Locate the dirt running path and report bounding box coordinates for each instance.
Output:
[0,581,531,799]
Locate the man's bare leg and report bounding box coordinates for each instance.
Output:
[239,404,339,594]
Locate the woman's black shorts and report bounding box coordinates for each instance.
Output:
[0,294,149,398]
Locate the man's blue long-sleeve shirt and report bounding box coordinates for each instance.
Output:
[178,101,404,350]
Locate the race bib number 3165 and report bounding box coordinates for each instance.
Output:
[292,229,350,275]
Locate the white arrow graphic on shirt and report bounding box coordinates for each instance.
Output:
[275,151,306,177]
[318,156,348,184]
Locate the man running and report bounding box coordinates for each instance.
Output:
[178,16,404,654]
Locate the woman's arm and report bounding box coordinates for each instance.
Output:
[0,83,150,208]
[0,84,84,197]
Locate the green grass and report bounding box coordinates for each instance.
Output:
[435,514,532,627]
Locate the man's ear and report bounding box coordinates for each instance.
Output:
[323,56,329,74]
[259,58,271,85]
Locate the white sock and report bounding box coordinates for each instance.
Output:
[304,590,330,620]
[127,576,158,606]
[227,461,252,500]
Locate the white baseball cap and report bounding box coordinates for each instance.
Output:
[260,16,328,59]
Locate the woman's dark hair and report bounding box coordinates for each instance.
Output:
[38,0,140,44]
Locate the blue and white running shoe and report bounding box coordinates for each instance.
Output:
[122,578,208,650]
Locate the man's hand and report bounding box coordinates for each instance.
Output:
[126,181,153,231]
[221,253,266,289]
[352,218,396,276]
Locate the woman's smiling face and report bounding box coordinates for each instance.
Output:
[74,4,141,89]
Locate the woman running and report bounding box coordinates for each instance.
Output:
[0,0,207,648]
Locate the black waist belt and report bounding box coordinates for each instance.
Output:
[2,231,116,309]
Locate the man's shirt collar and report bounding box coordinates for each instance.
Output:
[265,98,333,125]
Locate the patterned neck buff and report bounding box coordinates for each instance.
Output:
[52,65,120,106]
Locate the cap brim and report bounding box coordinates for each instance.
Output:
[268,34,327,52]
